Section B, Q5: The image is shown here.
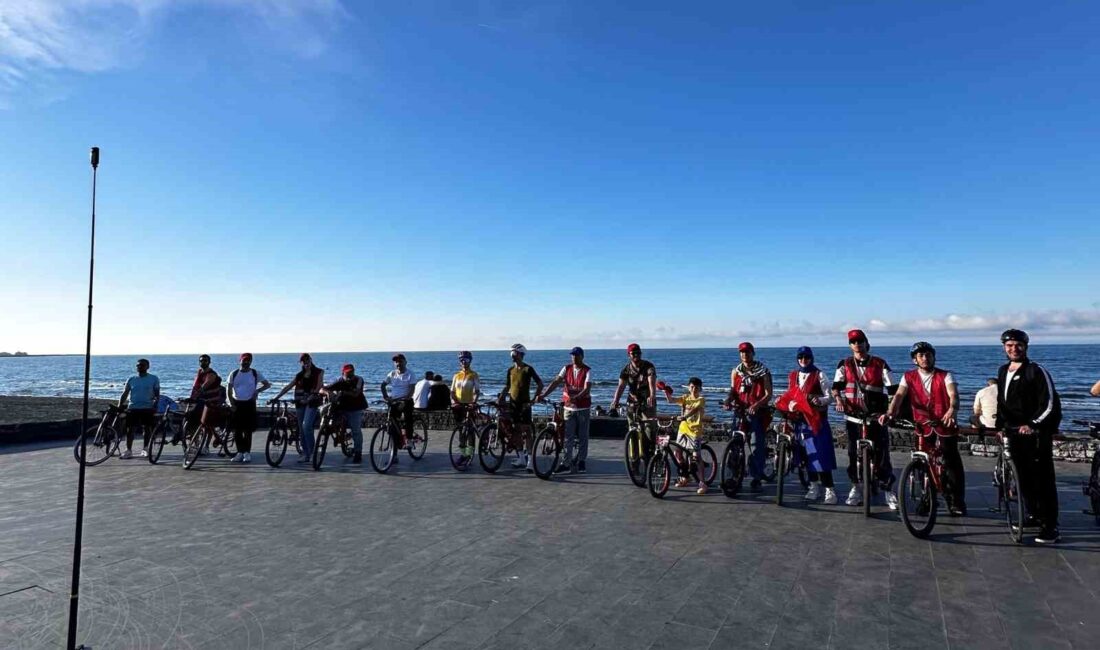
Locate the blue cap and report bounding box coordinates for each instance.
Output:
[796,346,814,359]
[570,346,584,356]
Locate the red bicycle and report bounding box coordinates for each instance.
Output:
[896,419,953,538]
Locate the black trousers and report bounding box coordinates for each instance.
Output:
[126,409,156,449]
[808,470,835,488]
[937,436,967,510]
[846,420,895,490]
[231,400,258,453]
[1008,432,1059,529]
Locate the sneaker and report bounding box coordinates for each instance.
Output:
[352,452,362,464]
[885,491,899,511]
[696,485,707,495]
[296,455,310,464]
[242,452,252,463]
[139,449,149,458]
[555,462,572,474]
[1035,528,1060,544]
[823,488,838,505]
[949,505,967,517]
[675,477,689,488]
[846,485,862,506]
[511,456,525,469]
[230,453,244,463]
[804,483,821,501]
[576,461,587,474]
[120,449,133,459]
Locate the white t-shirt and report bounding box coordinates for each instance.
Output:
[897,369,956,394]
[228,368,268,401]
[412,379,432,409]
[973,384,998,428]
[384,369,416,400]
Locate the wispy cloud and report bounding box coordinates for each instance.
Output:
[0,0,347,96]
[495,308,1100,349]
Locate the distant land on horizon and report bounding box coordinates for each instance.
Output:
[0,352,29,357]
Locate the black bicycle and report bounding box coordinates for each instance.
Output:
[448,403,483,472]
[843,406,886,517]
[772,409,811,506]
[1075,419,1100,526]
[312,400,356,470]
[621,400,656,488]
[265,399,302,467]
[975,426,1027,543]
[74,405,124,465]
[146,399,189,464]
[645,416,717,499]
[531,401,566,480]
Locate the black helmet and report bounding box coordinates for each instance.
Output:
[909,341,936,358]
[1000,329,1029,345]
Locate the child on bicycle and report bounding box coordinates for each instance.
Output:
[661,378,708,495]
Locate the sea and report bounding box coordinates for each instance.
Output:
[1,346,1097,430]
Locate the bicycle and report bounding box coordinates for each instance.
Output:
[1076,420,1100,526]
[532,401,566,480]
[719,404,781,498]
[772,408,811,507]
[369,400,428,473]
[477,400,529,474]
[448,403,484,471]
[621,400,656,488]
[844,406,886,517]
[975,426,1027,543]
[644,416,717,499]
[73,405,125,466]
[896,418,957,538]
[146,398,189,464]
[181,401,235,470]
[312,399,356,470]
[265,399,302,467]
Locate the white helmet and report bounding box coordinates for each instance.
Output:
[510,343,527,356]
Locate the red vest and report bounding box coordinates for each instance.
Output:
[562,364,591,409]
[732,367,769,408]
[904,368,956,436]
[841,356,888,410]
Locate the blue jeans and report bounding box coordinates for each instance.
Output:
[746,414,769,481]
[563,408,590,465]
[344,409,363,453]
[296,406,318,458]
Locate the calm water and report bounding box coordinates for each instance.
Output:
[1,346,1097,428]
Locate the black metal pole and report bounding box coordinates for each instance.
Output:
[67,146,98,650]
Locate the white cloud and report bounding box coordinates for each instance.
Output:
[0,0,347,94]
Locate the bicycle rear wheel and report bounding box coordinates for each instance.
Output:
[478,422,505,473]
[775,438,788,506]
[182,426,208,470]
[861,445,872,517]
[647,452,671,499]
[532,427,561,480]
[624,428,647,488]
[1003,458,1026,543]
[265,425,288,467]
[312,430,329,470]
[407,417,428,460]
[370,424,396,473]
[899,458,937,538]
[698,444,717,486]
[74,425,115,466]
[720,439,745,498]
[147,422,166,464]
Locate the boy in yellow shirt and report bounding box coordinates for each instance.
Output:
[662,377,708,495]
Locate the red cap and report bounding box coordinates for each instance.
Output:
[239,352,253,361]
[738,342,754,353]
[342,363,354,373]
[627,343,641,354]
[847,329,867,343]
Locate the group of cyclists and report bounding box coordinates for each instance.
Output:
[113,327,1075,544]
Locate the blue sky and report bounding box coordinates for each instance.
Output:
[1,1,1098,354]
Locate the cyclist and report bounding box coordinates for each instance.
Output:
[227,353,271,463]
[117,358,160,459]
[832,329,898,510]
[537,346,593,474]
[185,354,218,436]
[610,343,658,450]
[497,343,544,471]
[269,353,325,463]
[722,342,773,491]
[450,351,481,466]
[381,353,416,453]
[776,347,837,504]
[661,377,708,495]
[324,363,368,464]
[996,329,1062,543]
[881,342,966,516]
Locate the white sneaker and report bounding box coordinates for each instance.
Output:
[242,453,252,464]
[885,491,899,511]
[230,453,244,463]
[120,449,133,459]
[823,488,838,505]
[846,485,862,506]
[511,456,525,468]
[804,483,821,501]
[139,449,149,458]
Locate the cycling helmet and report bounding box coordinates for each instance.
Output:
[510,343,527,356]
[1000,329,1029,345]
[909,341,936,358]
[458,350,473,362]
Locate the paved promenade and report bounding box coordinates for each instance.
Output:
[2,435,1099,649]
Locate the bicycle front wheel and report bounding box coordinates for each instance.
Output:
[74,425,115,466]
[647,452,671,498]
[1003,457,1026,543]
[449,425,473,471]
[775,438,788,506]
[761,428,778,482]
[265,425,288,467]
[147,422,166,464]
[408,417,428,460]
[532,427,561,480]
[478,422,505,473]
[899,458,937,538]
[369,425,396,473]
[182,426,208,470]
[698,444,717,486]
[624,428,647,488]
[312,430,329,470]
[720,439,745,499]
[861,445,872,517]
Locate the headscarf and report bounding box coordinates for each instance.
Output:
[795,346,819,375]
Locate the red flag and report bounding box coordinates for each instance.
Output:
[775,388,822,434]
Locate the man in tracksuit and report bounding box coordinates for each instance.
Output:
[996,329,1062,544]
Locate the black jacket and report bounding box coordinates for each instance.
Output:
[996,359,1061,432]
